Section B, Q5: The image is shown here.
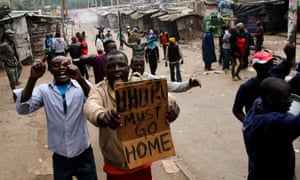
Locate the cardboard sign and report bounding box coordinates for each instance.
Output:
[115,79,175,169]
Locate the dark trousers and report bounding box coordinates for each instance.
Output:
[147,49,158,75]
[55,52,65,56]
[73,61,89,80]
[52,146,98,180]
[204,61,212,70]
[169,62,182,82]
[154,46,159,60]
[83,64,89,80]
[255,41,263,52]
[162,45,168,59]
[222,48,231,70]
[46,52,54,70]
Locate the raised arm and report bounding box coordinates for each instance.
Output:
[145,36,157,45]
[167,78,201,92]
[80,54,97,65]
[268,43,296,79]
[67,64,90,97]
[21,58,47,102]
[121,39,129,47]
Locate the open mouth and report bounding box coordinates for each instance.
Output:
[113,74,124,83]
[58,71,68,79]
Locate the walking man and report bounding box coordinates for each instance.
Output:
[255,21,264,52]
[166,37,183,82]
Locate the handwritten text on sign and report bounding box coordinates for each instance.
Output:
[115,79,175,169]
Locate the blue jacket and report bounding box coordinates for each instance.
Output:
[233,60,292,115]
[202,30,216,63]
[243,98,300,180]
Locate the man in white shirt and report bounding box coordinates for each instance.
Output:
[130,58,201,92]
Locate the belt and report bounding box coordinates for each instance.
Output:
[73,58,80,62]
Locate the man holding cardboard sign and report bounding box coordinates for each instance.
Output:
[115,79,176,169]
[84,50,180,180]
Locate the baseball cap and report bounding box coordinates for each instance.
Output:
[5,29,14,34]
[252,50,275,65]
[169,37,176,43]
[235,22,244,30]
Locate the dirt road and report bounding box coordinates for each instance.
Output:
[1,24,300,180]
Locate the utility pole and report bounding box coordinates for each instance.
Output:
[61,0,67,42]
[287,0,297,64]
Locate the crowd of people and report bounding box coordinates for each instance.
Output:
[0,26,192,180]
[2,21,300,180]
[205,21,260,81]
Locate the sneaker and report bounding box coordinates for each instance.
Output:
[236,75,241,80]
[232,77,239,81]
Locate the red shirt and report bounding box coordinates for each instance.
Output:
[81,40,88,55]
[103,162,152,175]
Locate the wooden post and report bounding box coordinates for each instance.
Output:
[61,0,66,40]
[287,0,297,65]
[118,9,122,44]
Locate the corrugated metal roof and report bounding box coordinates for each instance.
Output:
[205,0,282,5]
[130,12,145,20]
[158,13,202,22]
[129,9,160,20]
[137,9,160,15]
[26,13,61,19]
[0,14,24,22]
[150,11,168,18]
[121,10,136,16]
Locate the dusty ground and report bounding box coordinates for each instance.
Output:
[1,24,300,180]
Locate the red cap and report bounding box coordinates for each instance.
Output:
[252,50,275,65]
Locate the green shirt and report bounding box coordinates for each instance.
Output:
[0,40,18,67]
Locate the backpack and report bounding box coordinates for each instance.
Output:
[234,36,246,57]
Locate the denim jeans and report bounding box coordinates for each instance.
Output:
[255,41,263,52]
[169,62,182,82]
[222,48,231,70]
[52,146,98,180]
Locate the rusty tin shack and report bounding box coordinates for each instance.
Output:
[157,13,204,42]
[26,14,61,58]
[151,10,168,31]
[129,8,160,33]
[0,14,32,64]
[120,9,137,30]
[0,12,60,65]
